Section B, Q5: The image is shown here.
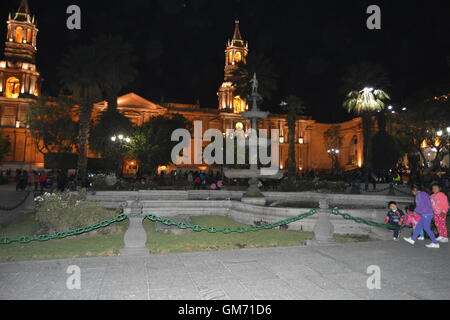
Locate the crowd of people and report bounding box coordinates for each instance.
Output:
[140,170,225,190]
[6,169,77,193]
[384,183,449,248]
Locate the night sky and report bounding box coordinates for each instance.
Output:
[1,0,449,123]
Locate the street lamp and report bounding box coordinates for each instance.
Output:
[327,148,340,174]
[111,134,131,144]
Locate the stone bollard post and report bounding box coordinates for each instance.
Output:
[350,181,361,194]
[388,183,396,196]
[120,200,150,257]
[308,198,335,246]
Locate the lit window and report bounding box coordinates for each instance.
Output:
[26,29,32,43]
[5,77,20,99]
[233,96,245,113]
[235,52,242,63]
[15,27,23,43]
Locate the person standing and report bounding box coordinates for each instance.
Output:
[384,201,405,240]
[404,185,440,248]
[430,183,449,243]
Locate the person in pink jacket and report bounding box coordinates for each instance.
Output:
[430,183,449,243]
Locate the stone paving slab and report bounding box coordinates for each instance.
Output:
[0,240,450,300]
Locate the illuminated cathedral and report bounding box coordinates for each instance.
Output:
[0,1,364,174]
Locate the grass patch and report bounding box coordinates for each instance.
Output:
[0,213,129,263]
[0,214,374,262]
[145,215,316,254]
[334,233,373,243]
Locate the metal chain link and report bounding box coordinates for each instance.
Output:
[0,213,127,245]
[0,191,31,211]
[331,208,410,230]
[145,209,318,234]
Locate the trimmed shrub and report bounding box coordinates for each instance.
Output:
[34,192,124,236]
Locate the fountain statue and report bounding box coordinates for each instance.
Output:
[224,74,283,205]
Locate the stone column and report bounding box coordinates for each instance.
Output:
[309,198,335,246]
[120,200,149,257]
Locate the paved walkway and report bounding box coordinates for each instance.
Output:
[1,240,449,300]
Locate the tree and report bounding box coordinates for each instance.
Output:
[129,114,191,174]
[89,108,133,175]
[392,96,450,172]
[341,62,391,170]
[27,96,78,154]
[282,95,306,182]
[230,52,279,106]
[370,131,403,171]
[93,35,137,110]
[0,134,10,164]
[324,126,343,174]
[58,44,102,181]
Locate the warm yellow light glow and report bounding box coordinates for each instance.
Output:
[26,29,32,43]
[233,96,246,113]
[420,140,428,149]
[5,77,20,99]
[235,51,242,63]
[434,137,441,147]
[15,27,23,43]
[235,122,244,130]
[157,166,167,174]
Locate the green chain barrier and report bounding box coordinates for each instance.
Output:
[331,208,409,230]
[145,209,318,234]
[0,213,127,245]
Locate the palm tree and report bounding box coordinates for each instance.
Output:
[93,35,137,110]
[343,87,390,170]
[282,95,306,183]
[341,62,391,171]
[58,44,102,182]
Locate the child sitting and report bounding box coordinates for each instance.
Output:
[384,201,406,240]
[404,205,424,240]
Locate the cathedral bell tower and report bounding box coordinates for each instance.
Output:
[0,0,42,169]
[217,20,249,113]
[0,0,40,100]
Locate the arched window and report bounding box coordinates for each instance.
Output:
[349,136,358,165]
[233,96,245,113]
[228,51,233,65]
[26,29,32,43]
[15,27,23,43]
[5,77,21,99]
[235,51,242,63]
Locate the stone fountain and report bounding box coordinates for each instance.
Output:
[224,74,283,206]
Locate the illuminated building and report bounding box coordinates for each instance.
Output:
[0,2,364,174]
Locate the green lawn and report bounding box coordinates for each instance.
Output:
[0,214,129,262]
[0,213,371,262]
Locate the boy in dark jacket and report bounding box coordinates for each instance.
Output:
[384,201,406,240]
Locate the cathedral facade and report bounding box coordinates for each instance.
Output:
[0,2,364,175]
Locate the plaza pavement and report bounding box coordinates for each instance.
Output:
[0,240,449,300]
